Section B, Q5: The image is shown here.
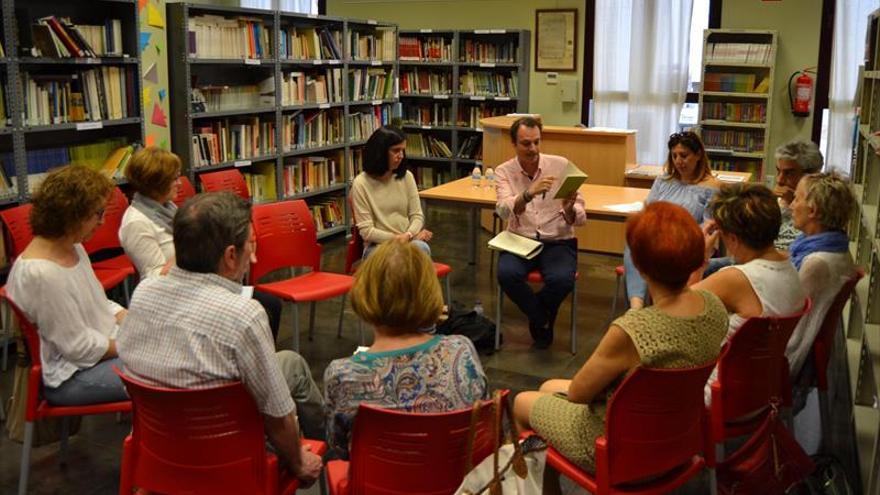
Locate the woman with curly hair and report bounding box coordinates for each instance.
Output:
[6,164,128,405]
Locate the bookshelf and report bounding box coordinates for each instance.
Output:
[167,4,398,239]
[0,0,144,204]
[697,29,776,180]
[846,10,880,494]
[398,29,529,189]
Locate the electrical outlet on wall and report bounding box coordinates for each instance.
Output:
[560,77,578,103]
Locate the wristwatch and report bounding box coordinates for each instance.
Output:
[522,190,533,203]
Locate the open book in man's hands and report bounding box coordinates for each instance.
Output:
[488,231,544,260]
[553,161,588,199]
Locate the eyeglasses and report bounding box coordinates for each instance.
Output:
[668,130,701,147]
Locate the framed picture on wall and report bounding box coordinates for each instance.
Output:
[535,8,577,71]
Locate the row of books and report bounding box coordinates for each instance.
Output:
[709,158,762,175]
[348,147,363,179]
[282,69,344,105]
[197,78,275,112]
[405,133,452,158]
[402,103,452,127]
[702,102,767,123]
[282,108,345,151]
[187,15,272,59]
[279,26,343,60]
[282,155,342,196]
[22,67,136,125]
[458,135,482,160]
[456,102,516,128]
[243,162,278,202]
[412,166,454,189]
[702,129,765,153]
[348,106,393,142]
[310,196,345,232]
[400,69,453,95]
[706,43,773,65]
[703,73,768,94]
[459,39,519,63]
[29,16,124,58]
[191,118,277,168]
[348,68,395,101]
[459,71,518,97]
[399,36,452,62]
[348,29,396,61]
[0,82,7,127]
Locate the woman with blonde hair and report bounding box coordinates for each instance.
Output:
[323,240,487,458]
[7,165,128,405]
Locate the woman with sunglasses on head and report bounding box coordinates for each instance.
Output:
[119,147,283,339]
[6,165,128,405]
[351,126,433,259]
[623,131,721,309]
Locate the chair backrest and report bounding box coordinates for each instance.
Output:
[0,203,34,260]
[173,176,197,206]
[199,169,250,200]
[115,369,272,494]
[346,392,506,495]
[3,296,42,373]
[83,187,128,254]
[812,268,865,389]
[345,223,365,275]
[714,298,812,425]
[249,199,321,283]
[599,362,715,488]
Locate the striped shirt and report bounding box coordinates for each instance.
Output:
[118,266,295,418]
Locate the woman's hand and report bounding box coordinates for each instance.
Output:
[114,309,128,325]
[414,229,433,242]
[395,232,414,242]
[701,220,720,261]
[160,257,175,276]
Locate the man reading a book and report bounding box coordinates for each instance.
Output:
[494,116,587,349]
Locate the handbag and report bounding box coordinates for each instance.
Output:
[717,403,816,495]
[456,390,546,495]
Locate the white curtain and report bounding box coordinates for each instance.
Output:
[240,0,318,13]
[593,0,694,165]
[825,0,878,174]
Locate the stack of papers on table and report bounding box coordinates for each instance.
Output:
[603,201,644,213]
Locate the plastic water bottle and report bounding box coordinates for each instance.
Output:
[471,166,482,188]
[473,300,484,317]
[485,167,495,189]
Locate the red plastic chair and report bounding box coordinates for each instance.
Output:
[1,296,132,495]
[250,199,354,351]
[173,175,198,206]
[495,269,579,354]
[542,362,716,494]
[84,187,137,303]
[114,368,326,495]
[807,268,864,450]
[0,203,34,371]
[708,298,812,461]
[345,222,453,303]
[326,391,508,495]
[199,169,251,200]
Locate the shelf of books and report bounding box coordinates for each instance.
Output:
[398,29,529,189]
[167,4,398,239]
[697,29,776,179]
[847,10,880,493]
[0,0,143,205]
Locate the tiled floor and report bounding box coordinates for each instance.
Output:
[0,204,862,494]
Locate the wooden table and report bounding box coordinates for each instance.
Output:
[624,165,753,189]
[419,177,649,264]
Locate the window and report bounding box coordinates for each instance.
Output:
[678,0,712,129]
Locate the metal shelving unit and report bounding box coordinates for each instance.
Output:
[397,29,529,188]
[0,0,144,203]
[167,3,399,239]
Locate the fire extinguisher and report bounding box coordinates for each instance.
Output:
[788,68,815,117]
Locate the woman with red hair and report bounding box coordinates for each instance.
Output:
[513,202,728,473]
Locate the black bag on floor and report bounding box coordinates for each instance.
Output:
[790,455,854,495]
[436,307,497,355]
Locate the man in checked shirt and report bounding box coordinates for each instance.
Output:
[119,192,324,485]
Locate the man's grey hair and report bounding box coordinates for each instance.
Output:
[173,192,251,273]
[774,140,824,173]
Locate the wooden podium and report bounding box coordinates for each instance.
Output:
[479,115,638,254]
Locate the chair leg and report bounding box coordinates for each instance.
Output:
[2,302,11,372]
[602,274,623,331]
[308,301,317,342]
[292,304,300,353]
[495,284,503,350]
[59,417,70,466]
[336,294,346,339]
[444,276,451,304]
[319,468,328,495]
[18,421,34,495]
[0,395,5,421]
[570,282,577,355]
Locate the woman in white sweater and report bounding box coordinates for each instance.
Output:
[7,165,128,405]
[351,126,432,258]
[118,147,282,338]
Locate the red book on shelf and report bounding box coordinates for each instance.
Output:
[42,16,84,57]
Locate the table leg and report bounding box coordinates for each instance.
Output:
[469,206,477,265]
